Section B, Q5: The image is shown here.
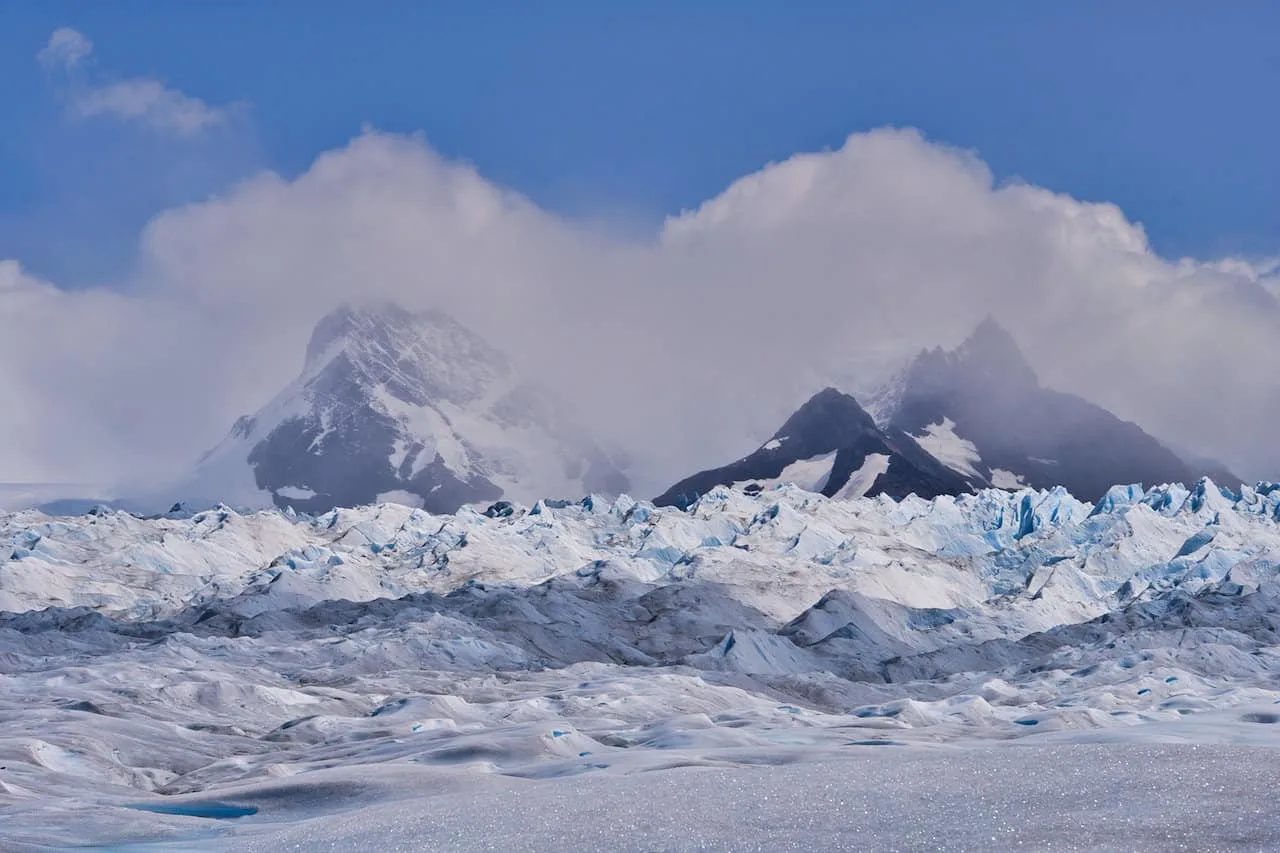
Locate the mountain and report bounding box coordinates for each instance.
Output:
[653,387,971,509]
[176,303,628,513]
[879,317,1235,500]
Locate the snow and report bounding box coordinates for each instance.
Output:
[733,451,836,494]
[914,418,983,481]
[761,438,783,451]
[858,361,908,428]
[376,489,424,508]
[217,745,1280,852]
[832,452,891,500]
[7,479,1280,848]
[274,486,316,501]
[990,468,1028,489]
[157,305,624,513]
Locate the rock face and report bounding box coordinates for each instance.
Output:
[655,318,1238,509]
[182,303,628,513]
[879,317,1235,500]
[653,387,971,509]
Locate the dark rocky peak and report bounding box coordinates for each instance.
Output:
[898,317,1038,415]
[950,316,1039,390]
[177,299,630,514]
[654,385,972,509]
[883,316,1215,501]
[770,388,881,458]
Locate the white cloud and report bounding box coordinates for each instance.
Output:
[2,128,1278,497]
[37,27,93,71]
[70,79,227,135]
[37,28,230,136]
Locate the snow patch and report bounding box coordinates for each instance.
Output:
[377,489,425,508]
[914,418,983,481]
[275,486,317,501]
[832,453,891,500]
[735,451,837,494]
[990,469,1028,489]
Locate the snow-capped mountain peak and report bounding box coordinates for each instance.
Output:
[768,386,882,457]
[175,302,627,513]
[658,318,1239,510]
[654,387,970,508]
[883,317,1235,499]
[301,302,513,406]
[951,314,1040,389]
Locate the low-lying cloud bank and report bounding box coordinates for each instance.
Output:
[1,128,1277,496]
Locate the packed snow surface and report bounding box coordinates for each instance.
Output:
[831,452,892,500]
[733,450,837,494]
[6,478,1280,849]
[914,417,983,481]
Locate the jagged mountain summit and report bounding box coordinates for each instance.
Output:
[655,318,1237,510]
[878,317,1235,500]
[179,303,628,513]
[653,387,970,509]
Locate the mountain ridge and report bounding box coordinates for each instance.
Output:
[655,317,1239,510]
[653,386,971,509]
[882,317,1236,500]
[175,302,628,513]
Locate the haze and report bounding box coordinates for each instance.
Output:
[1,19,1277,500]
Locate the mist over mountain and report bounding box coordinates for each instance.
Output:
[879,317,1236,500]
[655,318,1238,508]
[654,388,970,509]
[171,303,627,513]
[37,309,1249,516]
[5,12,1280,850]
[4,130,1280,501]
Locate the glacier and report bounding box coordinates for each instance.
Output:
[6,479,1280,849]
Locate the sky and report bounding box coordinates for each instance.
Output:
[0,3,1278,495]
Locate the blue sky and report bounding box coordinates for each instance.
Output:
[0,2,1276,286]
[4,3,1280,489]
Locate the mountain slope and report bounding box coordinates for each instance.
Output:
[177,303,628,513]
[653,387,971,509]
[882,317,1234,500]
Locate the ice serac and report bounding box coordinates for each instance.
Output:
[653,387,971,509]
[180,302,628,513]
[883,316,1238,501]
[9,481,1280,848]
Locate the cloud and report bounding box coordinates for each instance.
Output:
[1,128,1278,498]
[0,261,166,483]
[37,27,93,71]
[37,28,231,136]
[69,79,228,135]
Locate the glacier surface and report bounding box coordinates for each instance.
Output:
[5,479,1280,849]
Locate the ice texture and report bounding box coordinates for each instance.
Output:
[6,480,1280,849]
